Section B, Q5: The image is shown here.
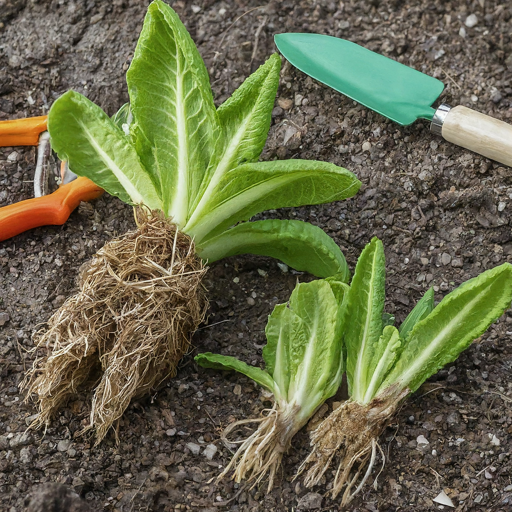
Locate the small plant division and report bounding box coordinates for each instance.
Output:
[299,237,512,505]
[196,276,348,491]
[22,0,360,443]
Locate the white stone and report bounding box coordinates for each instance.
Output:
[277,262,289,273]
[416,435,429,447]
[203,444,218,460]
[186,442,201,455]
[362,141,372,152]
[433,490,454,508]
[489,433,500,446]
[465,14,478,28]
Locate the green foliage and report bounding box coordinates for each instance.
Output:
[343,238,512,404]
[47,0,360,279]
[343,237,386,402]
[196,278,348,423]
[196,219,350,280]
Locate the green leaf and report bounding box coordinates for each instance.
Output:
[263,303,305,402]
[380,263,512,394]
[189,54,281,214]
[362,325,401,404]
[112,103,132,133]
[344,237,386,403]
[398,288,434,341]
[184,159,361,242]
[195,353,275,393]
[325,275,351,311]
[127,0,220,226]
[48,90,162,209]
[196,219,350,280]
[265,281,345,417]
[287,281,345,415]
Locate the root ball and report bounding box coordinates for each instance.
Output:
[22,210,207,443]
[299,386,408,505]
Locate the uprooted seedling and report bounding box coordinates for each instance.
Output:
[23,0,360,442]
[195,276,348,491]
[298,238,512,505]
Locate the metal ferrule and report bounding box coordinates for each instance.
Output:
[430,104,452,136]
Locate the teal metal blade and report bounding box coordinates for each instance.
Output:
[275,33,444,126]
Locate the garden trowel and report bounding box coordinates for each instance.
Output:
[275,33,512,167]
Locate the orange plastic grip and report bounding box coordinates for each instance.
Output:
[0,177,103,241]
[0,116,48,146]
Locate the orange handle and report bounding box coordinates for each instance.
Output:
[0,177,103,241]
[0,116,48,146]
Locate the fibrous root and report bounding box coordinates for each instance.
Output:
[22,209,207,443]
[298,386,408,506]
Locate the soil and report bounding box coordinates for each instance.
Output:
[1,0,512,511]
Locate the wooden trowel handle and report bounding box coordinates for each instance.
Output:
[433,105,512,167]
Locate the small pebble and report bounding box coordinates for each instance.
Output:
[441,253,452,266]
[416,435,429,449]
[186,442,201,455]
[498,201,506,212]
[0,312,10,326]
[433,490,454,508]
[57,440,72,452]
[465,14,478,28]
[203,444,217,460]
[362,141,372,152]
[19,447,33,464]
[489,433,500,446]
[277,262,289,273]
[166,428,177,437]
[277,98,293,110]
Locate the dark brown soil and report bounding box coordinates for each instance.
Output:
[1,1,512,511]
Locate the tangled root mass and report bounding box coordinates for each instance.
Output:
[22,210,207,443]
[220,403,302,492]
[298,386,408,506]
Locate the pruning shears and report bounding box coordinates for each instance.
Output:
[0,116,103,242]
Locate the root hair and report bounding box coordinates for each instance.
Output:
[22,209,207,443]
[298,386,408,506]
[219,403,300,492]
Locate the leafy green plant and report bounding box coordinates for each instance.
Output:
[300,238,512,505]
[23,0,360,443]
[196,276,348,490]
